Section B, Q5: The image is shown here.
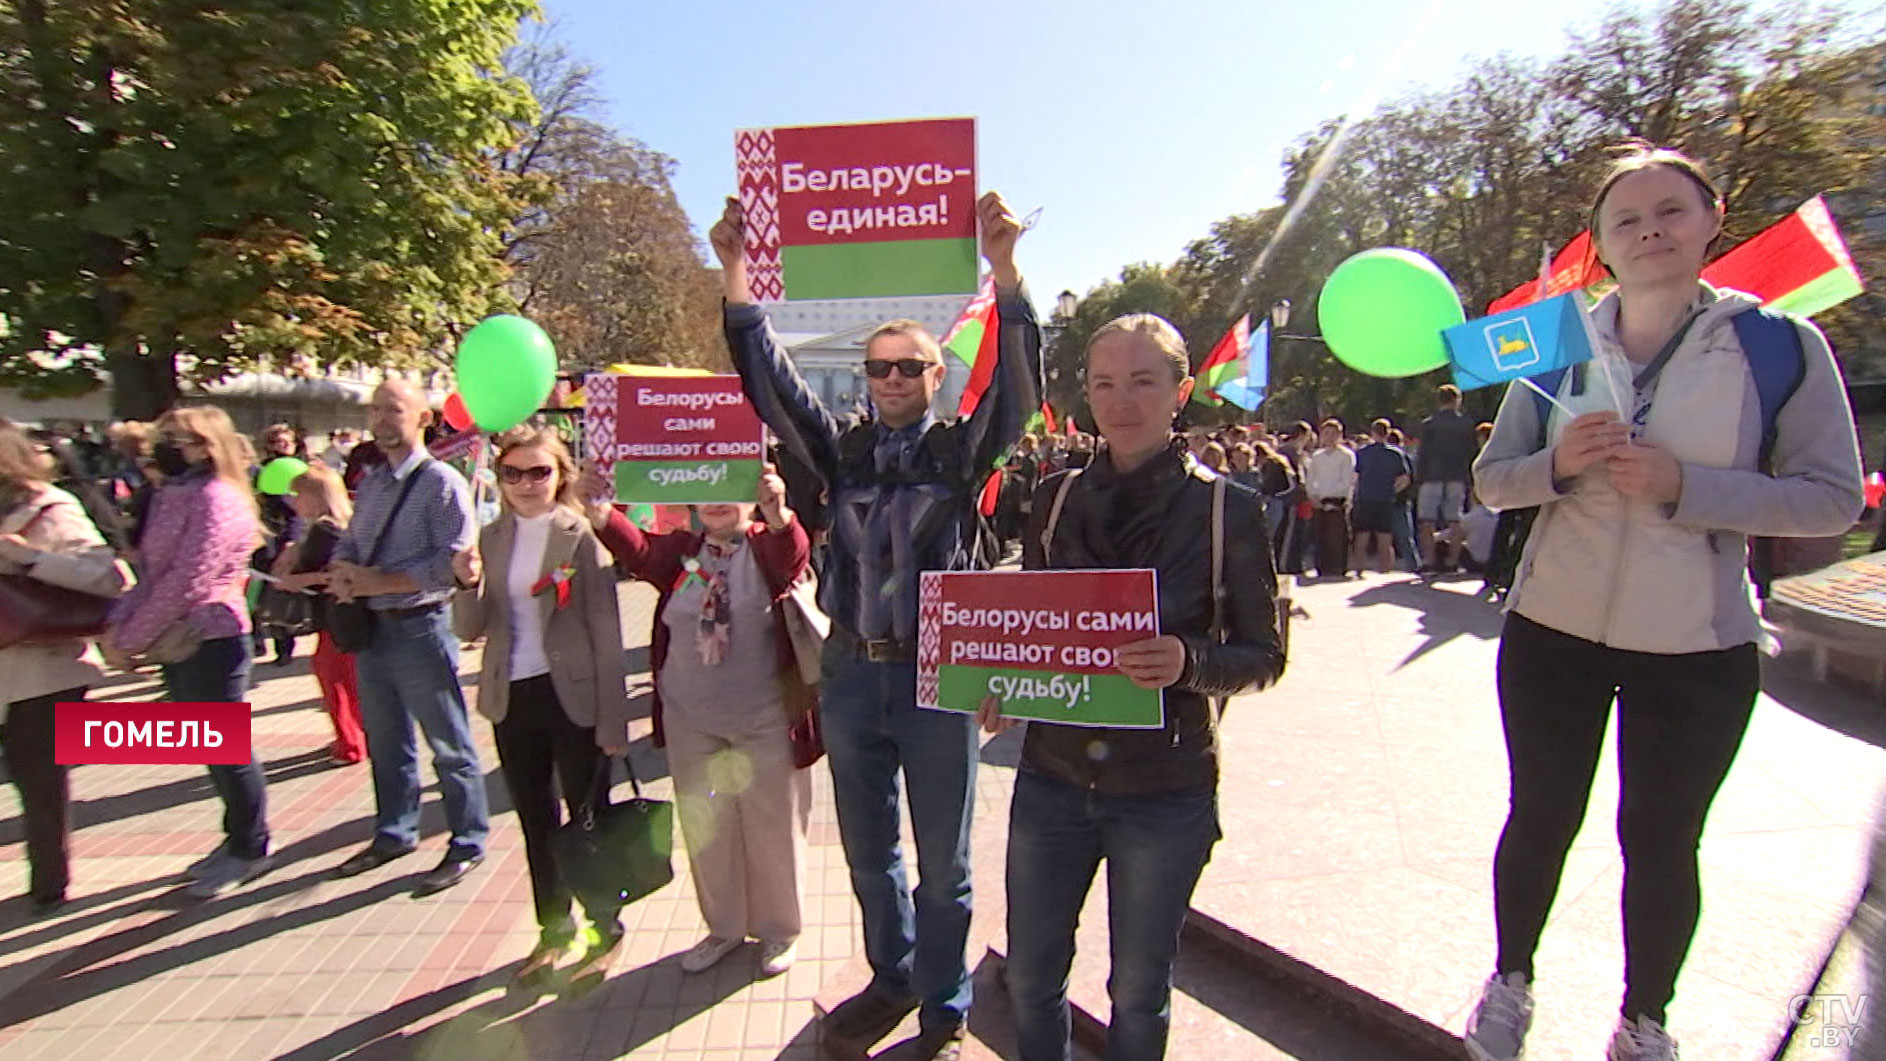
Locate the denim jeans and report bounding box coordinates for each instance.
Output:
[163,636,269,860]
[819,641,977,1030]
[1005,767,1219,1061]
[354,607,489,857]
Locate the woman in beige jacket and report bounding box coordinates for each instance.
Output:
[0,422,130,913]
[452,427,631,990]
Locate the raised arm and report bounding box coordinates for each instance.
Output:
[959,192,1044,477]
[711,196,846,483]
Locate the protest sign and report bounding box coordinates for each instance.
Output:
[1442,292,1598,392]
[736,117,978,301]
[582,373,765,504]
[917,569,1163,728]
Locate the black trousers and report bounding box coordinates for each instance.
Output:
[492,674,620,943]
[2,686,86,901]
[1492,612,1758,1023]
[1311,502,1350,577]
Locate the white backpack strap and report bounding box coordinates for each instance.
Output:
[1039,469,1082,564]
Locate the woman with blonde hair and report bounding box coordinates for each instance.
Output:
[274,464,366,764]
[452,427,631,988]
[0,421,131,913]
[106,406,273,900]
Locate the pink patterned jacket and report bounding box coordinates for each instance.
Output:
[109,470,258,653]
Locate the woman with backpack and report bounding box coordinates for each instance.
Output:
[979,313,1284,1061]
[1462,144,1864,1061]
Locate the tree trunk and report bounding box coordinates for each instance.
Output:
[107,350,180,421]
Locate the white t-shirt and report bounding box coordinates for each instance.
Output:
[506,512,554,680]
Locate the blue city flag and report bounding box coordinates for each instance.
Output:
[1442,293,1596,392]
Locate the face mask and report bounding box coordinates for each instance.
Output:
[151,441,192,477]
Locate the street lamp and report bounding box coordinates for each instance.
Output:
[1056,290,1079,321]
[1270,299,1291,332]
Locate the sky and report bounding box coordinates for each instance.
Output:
[536,0,1779,308]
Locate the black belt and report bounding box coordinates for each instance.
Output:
[835,631,914,663]
[377,603,444,620]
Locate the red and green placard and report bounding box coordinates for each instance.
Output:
[580,373,765,504]
[736,117,978,302]
[918,569,1164,728]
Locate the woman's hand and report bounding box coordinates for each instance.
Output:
[0,533,35,574]
[757,465,791,529]
[977,694,1017,735]
[1552,411,1630,480]
[270,542,301,578]
[578,461,615,530]
[276,571,326,593]
[451,547,482,588]
[1115,635,1188,690]
[1606,442,1684,504]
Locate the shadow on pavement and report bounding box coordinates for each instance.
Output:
[1763,652,1886,750]
[1344,578,1505,669]
[0,749,337,845]
[1171,941,1427,1061]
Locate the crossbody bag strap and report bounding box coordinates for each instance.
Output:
[1039,469,1082,564]
[363,459,431,568]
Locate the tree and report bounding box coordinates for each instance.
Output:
[496,28,724,372]
[0,0,538,419]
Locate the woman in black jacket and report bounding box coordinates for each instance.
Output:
[980,313,1284,1061]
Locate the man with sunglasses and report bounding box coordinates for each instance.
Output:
[709,191,1040,1060]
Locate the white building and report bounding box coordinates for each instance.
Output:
[768,294,977,417]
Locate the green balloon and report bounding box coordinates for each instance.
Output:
[1317,248,1465,378]
[455,315,557,432]
[257,457,309,496]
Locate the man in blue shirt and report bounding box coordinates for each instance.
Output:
[1351,418,1413,574]
[322,380,490,897]
[710,192,1040,1060]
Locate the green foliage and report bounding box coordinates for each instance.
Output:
[1068,0,1886,430]
[0,0,540,418]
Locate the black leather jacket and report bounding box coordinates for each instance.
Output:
[1020,442,1284,794]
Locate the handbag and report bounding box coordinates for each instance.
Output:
[327,462,429,653]
[0,503,116,649]
[255,584,318,637]
[550,753,674,907]
[776,573,829,685]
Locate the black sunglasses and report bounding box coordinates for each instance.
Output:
[498,464,555,485]
[863,358,935,380]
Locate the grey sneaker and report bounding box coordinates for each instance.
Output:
[186,853,272,899]
[1608,1016,1679,1061]
[184,843,230,881]
[1464,971,1533,1061]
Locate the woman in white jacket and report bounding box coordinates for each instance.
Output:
[0,421,130,914]
[1462,145,1864,1061]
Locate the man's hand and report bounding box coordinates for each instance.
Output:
[276,571,327,593]
[451,547,482,588]
[977,694,1018,735]
[1606,442,1684,504]
[757,465,790,529]
[977,191,1023,290]
[708,196,753,304]
[1552,411,1630,480]
[1115,635,1188,690]
[326,560,367,602]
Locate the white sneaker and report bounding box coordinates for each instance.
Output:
[186,853,272,899]
[1608,1016,1679,1061]
[1464,971,1534,1061]
[757,939,797,977]
[679,935,742,974]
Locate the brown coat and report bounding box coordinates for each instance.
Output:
[452,506,630,748]
[0,485,132,707]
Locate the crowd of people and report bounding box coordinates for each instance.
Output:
[0,143,1872,1061]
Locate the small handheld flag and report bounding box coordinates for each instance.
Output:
[1442,293,1596,393]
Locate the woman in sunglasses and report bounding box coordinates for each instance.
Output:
[452,427,631,989]
[578,460,815,979]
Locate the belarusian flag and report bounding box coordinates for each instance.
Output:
[1486,197,1863,318]
[947,278,999,418]
[1487,231,1605,314]
[1191,315,1250,406]
[1702,196,1864,318]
